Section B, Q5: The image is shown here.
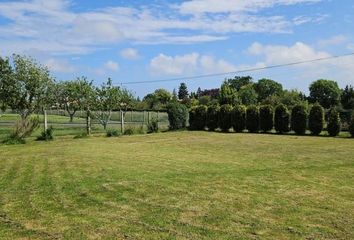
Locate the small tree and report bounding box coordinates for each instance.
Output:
[219,81,240,105]
[259,105,273,132]
[291,104,308,135]
[206,104,219,131]
[167,102,188,130]
[274,104,290,134]
[246,105,259,133]
[309,79,341,109]
[178,83,189,100]
[327,107,341,137]
[349,112,354,138]
[218,104,233,132]
[189,105,207,130]
[232,105,246,132]
[308,103,325,135]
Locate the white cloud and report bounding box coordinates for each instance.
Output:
[104,60,119,71]
[44,58,75,73]
[150,53,200,75]
[318,35,348,47]
[120,48,140,60]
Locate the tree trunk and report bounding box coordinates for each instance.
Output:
[120,110,124,134]
[43,108,48,132]
[86,109,91,135]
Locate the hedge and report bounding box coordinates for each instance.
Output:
[189,105,207,130]
[246,105,259,133]
[167,102,188,130]
[274,104,290,133]
[327,107,341,137]
[308,103,324,135]
[349,112,354,138]
[291,104,308,135]
[232,105,246,132]
[206,104,219,131]
[218,104,233,132]
[259,105,273,132]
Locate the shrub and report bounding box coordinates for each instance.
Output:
[106,129,121,137]
[246,105,259,133]
[147,118,159,133]
[3,116,40,144]
[308,103,325,135]
[166,102,188,130]
[291,104,308,135]
[37,126,54,141]
[259,105,274,132]
[73,132,89,139]
[349,112,354,138]
[189,105,207,130]
[274,104,290,133]
[327,107,341,137]
[218,104,233,132]
[124,128,134,135]
[232,105,246,132]
[124,126,146,135]
[206,104,219,131]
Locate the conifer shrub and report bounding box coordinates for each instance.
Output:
[349,112,354,138]
[218,104,233,132]
[308,103,325,135]
[291,104,308,135]
[189,105,207,130]
[274,104,290,134]
[327,107,341,137]
[246,105,259,133]
[259,105,274,132]
[166,102,188,130]
[232,105,246,132]
[206,104,219,131]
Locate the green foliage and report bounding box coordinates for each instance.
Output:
[206,104,219,131]
[227,76,253,91]
[0,57,13,111]
[232,105,246,132]
[143,89,172,110]
[218,104,233,132]
[238,84,258,105]
[124,126,146,135]
[166,102,188,130]
[280,89,305,107]
[3,116,40,144]
[246,105,259,133]
[341,85,354,110]
[291,104,308,135]
[327,107,341,137]
[349,113,354,137]
[73,132,89,139]
[309,79,341,109]
[219,81,240,105]
[178,83,189,100]
[308,103,325,135]
[274,104,290,134]
[147,118,159,133]
[259,105,274,132]
[106,129,121,137]
[189,105,207,130]
[198,95,211,106]
[37,126,54,141]
[254,78,283,102]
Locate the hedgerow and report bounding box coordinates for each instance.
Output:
[189,105,207,130]
[259,105,273,132]
[308,103,324,135]
[274,104,290,134]
[291,104,308,135]
[246,105,259,133]
[232,105,246,132]
[206,104,219,131]
[218,104,233,132]
[327,107,341,137]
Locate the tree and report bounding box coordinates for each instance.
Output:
[167,102,188,130]
[57,81,83,122]
[274,104,290,134]
[178,83,189,100]
[0,56,13,114]
[341,85,354,110]
[254,78,283,102]
[259,105,274,132]
[349,113,354,137]
[291,104,308,135]
[232,105,246,132]
[246,105,259,133]
[238,84,258,105]
[280,89,305,107]
[227,76,253,91]
[218,104,233,132]
[309,79,341,109]
[143,89,172,110]
[219,81,240,105]
[308,103,325,135]
[327,107,341,137]
[206,104,219,131]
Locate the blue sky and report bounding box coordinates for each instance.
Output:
[0,0,353,97]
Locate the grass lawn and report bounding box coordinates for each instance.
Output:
[0,132,353,239]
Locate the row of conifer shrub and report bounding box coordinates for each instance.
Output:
[189,103,354,137]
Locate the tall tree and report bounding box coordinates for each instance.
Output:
[219,81,240,105]
[309,79,341,109]
[238,84,258,105]
[341,85,354,110]
[178,83,189,100]
[227,76,253,91]
[254,78,283,102]
[0,56,13,115]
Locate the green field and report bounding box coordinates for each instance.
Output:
[0,132,353,239]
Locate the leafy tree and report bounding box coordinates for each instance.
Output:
[227,76,253,91]
[198,88,220,99]
[308,103,325,135]
[178,83,189,100]
[291,104,308,135]
[274,104,290,134]
[349,112,354,137]
[143,89,172,110]
[218,104,233,132]
[57,81,83,122]
[238,84,258,105]
[280,89,305,107]
[246,105,259,133]
[0,56,13,114]
[232,105,246,132]
[309,79,341,109]
[254,78,283,102]
[198,95,211,106]
[167,102,188,130]
[259,105,274,132]
[327,107,341,137]
[206,104,219,131]
[154,89,172,105]
[219,81,240,105]
[341,85,354,110]
[189,105,207,130]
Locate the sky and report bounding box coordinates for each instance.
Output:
[0,0,353,97]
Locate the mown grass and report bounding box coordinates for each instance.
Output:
[0,132,353,239]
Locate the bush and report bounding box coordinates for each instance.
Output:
[308,103,325,135]
[232,105,246,132]
[167,102,188,130]
[246,105,259,133]
[147,118,159,133]
[218,104,233,132]
[73,132,89,139]
[106,129,121,137]
[274,104,290,134]
[291,104,308,135]
[349,112,354,138]
[189,105,207,130]
[327,107,341,137]
[206,104,219,131]
[3,116,40,144]
[124,126,146,135]
[259,105,274,132]
[37,126,54,141]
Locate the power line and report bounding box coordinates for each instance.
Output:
[118,52,354,85]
